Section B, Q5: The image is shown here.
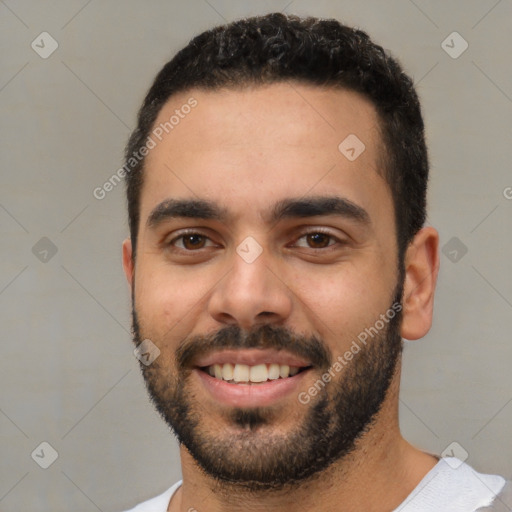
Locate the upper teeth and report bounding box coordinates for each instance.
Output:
[206,363,300,383]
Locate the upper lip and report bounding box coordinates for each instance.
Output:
[193,349,312,368]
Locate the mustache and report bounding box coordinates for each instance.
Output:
[176,324,332,370]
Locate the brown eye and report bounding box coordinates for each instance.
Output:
[182,234,206,250]
[170,232,215,251]
[305,233,332,249]
[294,231,338,249]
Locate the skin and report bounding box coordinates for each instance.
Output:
[122,82,440,512]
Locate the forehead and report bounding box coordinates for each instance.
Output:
[140,82,391,229]
[150,83,382,154]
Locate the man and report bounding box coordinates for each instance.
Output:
[121,13,510,512]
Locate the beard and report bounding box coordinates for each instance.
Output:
[131,281,404,492]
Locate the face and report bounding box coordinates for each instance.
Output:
[124,83,405,489]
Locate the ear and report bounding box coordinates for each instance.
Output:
[122,238,134,290]
[400,226,440,341]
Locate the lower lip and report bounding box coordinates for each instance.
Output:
[194,368,310,407]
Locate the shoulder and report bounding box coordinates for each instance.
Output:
[396,458,507,511]
[476,479,512,511]
[121,480,183,512]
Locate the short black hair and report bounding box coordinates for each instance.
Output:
[125,13,428,263]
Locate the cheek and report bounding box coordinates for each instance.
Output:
[289,263,395,343]
[134,261,214,340]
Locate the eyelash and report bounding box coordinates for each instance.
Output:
[167,228,343,252]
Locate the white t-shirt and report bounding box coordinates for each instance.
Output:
[123,457,506,512]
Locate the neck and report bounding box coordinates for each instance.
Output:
[170,372,438,512]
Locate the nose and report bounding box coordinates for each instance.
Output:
[207,246,293,330]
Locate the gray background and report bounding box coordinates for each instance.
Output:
[1,0,511,510]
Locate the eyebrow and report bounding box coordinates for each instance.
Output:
[146,195,371,229]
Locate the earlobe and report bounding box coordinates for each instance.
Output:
[122,238,134,289]
[400,227,440,341]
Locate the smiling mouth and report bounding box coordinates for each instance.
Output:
[199,363,312,384]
